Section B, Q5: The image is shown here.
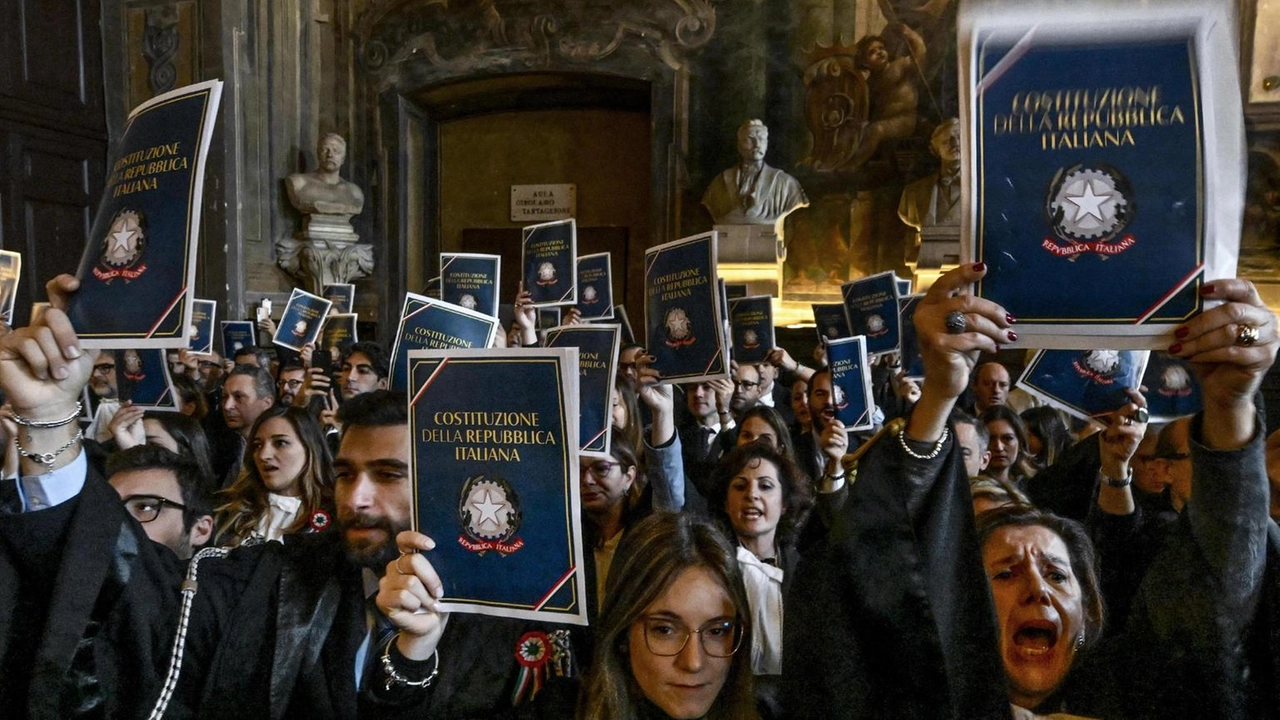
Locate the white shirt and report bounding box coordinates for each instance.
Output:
[253,493,303,542]
[737,545,784,675]
[6,450,87,511]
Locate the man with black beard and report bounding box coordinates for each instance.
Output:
[0,283,572,719]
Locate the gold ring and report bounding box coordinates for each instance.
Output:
[395,552,414,575]
[1236,324,1260,347]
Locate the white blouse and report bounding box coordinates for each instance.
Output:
[737,545,785,675]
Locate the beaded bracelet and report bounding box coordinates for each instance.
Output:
[380,633,440,692]
[897,425,950,460]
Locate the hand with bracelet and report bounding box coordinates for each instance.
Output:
[907,264,1014,445]
[0,274,95,476]
[376,529,450,690]
[1094,388,1148,516]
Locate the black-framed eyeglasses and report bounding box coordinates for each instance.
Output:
[281,379,304,389]
[121,494,187,523]
[198,361,220,369]
[586,461,622,480]
[734,380,759,390]
[636,615,743,658]
[92,363,116,374]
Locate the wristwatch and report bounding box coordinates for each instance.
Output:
[1100,468,1133,488]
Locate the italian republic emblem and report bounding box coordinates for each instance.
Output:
[94,208,148,282]
[1042,164,1136,260]
[457,474,524,556]
[664,307,696,347]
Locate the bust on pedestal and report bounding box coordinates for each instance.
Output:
[899,119,962,288]
[703,120,808,296]
[276,133,374,293]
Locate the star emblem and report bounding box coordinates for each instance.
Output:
[1064,181,1114,223]
[472,490,504,528]
[111,228,133,253]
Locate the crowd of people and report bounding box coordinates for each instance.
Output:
[1,263,1279,719]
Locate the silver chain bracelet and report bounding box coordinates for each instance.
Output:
[17,429,83,468]
[897,424,950,460]
[381,632,440,691]
[10,401,82,429]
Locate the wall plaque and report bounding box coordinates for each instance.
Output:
[511,184,576,222]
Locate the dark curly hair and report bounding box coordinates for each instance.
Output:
[709,443,814,549]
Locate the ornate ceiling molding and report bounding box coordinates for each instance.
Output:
[354,0,716,79]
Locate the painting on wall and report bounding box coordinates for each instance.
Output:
[778,0,960,302]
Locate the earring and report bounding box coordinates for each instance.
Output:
[1074,634,1085,651]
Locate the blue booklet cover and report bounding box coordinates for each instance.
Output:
[320,313,359,364]
[440,253,500,318]
[825,335,875,432]
[575,252,614,320]
[1140,351,1202,422]
[812,303,850,343]
[221,320,255,358]
[522,219,577,307]
[115,349,177,410]
[841,271,901,357]
[67,81,223,348]
[189,299,216,355]
[389,293,499,391]
[272,288,332,353]
[322,284,355,315]
[407,347,587,624]
[545,324,621,456]
[537,307,562,330]
[970,29,1219,346]
[898,294,925,380]
[1017,350,1150,421]
[725,283,749,300]
[644,232,728,384]
[895,277,913,296]
[729,295,775,365]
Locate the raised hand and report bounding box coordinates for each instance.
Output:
[109,402,147,450]
[908,264,1013,442]
[1169,279,1279,449]
[379,530,449,660]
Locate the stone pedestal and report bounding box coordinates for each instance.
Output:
[715,223,785,298]
[275,232,374,295]
[909,224,961,292]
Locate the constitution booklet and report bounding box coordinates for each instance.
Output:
[319,313,359,362]
[825,335,875,432]
[644,232,728,384]
[544,324,621,456]
[841,271,902,358]
[1017,349,1150,421]
[728,295,775,365]
[67,80,223,348]
[960,0,1242,348]
[388,293,499,391]
[574,252,614,320]
[0,251,20,325]
[898,294,926,381]
[407,347,587,625]
[114,349,178,410]
[272,288,332,353]
[1140,351,1202,422]
[322,284,355,315]
[522,218,577,307]
[189,299,216,355]
[812,303,850,343]
[440,253,500,318]
[220,320,255,357]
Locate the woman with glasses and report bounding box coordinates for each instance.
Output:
[578,511,758,719]
[214,405,334,546]
[580,433,648,615]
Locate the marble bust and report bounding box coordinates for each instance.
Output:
[702,120,809,226]
[898,118,962,233]
[286,133,364,220]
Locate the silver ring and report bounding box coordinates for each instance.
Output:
[1236,324,1260,347]
[1132,407,1149,424]
[395,552,414,576]
[944,310,968,335]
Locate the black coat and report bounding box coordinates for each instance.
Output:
[782,427,1011,720]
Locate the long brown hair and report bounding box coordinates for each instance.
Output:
[577,512,758,720]
[214,405,333,545]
